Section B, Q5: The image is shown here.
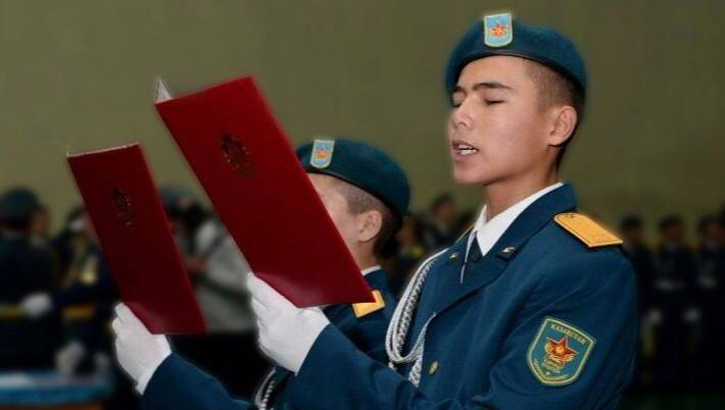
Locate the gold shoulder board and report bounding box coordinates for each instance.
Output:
[352,290,386,318]
[554,213,623,248]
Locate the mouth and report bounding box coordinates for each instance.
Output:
[451,140,480,158]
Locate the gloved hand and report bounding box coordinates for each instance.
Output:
[55,340,87,376]
[247,273,329,374]
[19,293,53,319]
[111,303,171,394]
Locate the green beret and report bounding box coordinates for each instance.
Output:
[296,138,410,221]
[445,12,587,98]
[0,187,40,221]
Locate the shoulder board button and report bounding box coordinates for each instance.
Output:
[554,213,623,248]
[352,290,386,318]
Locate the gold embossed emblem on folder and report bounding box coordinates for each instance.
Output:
[221,134,255,177]
[110,187,134,226]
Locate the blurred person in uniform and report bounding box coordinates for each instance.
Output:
[48,205,88,285]
[242,13,639,410]
[171,214,269,398]
[19,209,138,409]
[422,192,458,251]
[651,214,697,390]
[691,214,724,390]
[0,187,61,369]
[619,214,656,390]
[620,215,656,321]
[110,138,407,410]
[159,185,208,258]
[391,214,427,296]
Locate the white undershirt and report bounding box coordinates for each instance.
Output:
[461,182,564,281]
[361,265,382,276]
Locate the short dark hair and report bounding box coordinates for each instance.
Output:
[429,192,455,215]
[620,214,643,231]
[658,215,683,232]
[524,60,586,169]
[333,179,400,258]
[698,215,717,235]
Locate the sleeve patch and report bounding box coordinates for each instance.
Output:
[527,317,596,386]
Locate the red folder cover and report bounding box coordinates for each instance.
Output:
[67,144,206,334]
[155,77,374,307]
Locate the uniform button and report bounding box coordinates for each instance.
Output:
[449,252,459,260]
[428,360,439,375]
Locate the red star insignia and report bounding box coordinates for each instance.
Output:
[545,336,578,365]
[491,24,507,37]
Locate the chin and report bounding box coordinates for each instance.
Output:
[452,166,494,185]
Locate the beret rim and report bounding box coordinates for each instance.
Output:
[304,167,407,222]
[450,50,586,97]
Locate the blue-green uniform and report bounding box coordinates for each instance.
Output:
[140,268,396,410]
[287,184,637,410]
[0,187,60,369]
[141,138,411,410]
[265,14,638,410]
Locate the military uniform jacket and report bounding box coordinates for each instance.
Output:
[140,268,396,410]
[287,184,638,410]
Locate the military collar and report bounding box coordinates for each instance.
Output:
[483,182,577,260]
[465,182,564,263]
[361,265,382,276]
[433,183,578,315]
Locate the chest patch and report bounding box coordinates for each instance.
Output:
[527,317,595,386]
[554,213,622,247]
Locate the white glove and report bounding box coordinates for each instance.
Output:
[111,303,171,394]
[55,341,87,376]
[247,273,329,374]
[20,293,53,318]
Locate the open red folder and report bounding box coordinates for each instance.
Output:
[155,77,374,307]
[67,144,206,334]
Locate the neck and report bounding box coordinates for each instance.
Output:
[351,247,379,272]
[483,168,558,220]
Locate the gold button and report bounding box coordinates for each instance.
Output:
[428,360,439,375]
[449,252,459,260]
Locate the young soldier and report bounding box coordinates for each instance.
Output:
[111,138,410,410]
[247,12,638,409]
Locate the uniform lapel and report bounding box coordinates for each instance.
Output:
[432,184,578,316]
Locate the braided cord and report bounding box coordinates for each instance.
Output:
[385,248,447,385]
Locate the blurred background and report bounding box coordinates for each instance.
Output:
[0,1,723,409]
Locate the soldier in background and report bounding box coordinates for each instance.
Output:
[691,214,724,390]
[391,214,426,296]
[652,215,697,390]
[0,187,60,370]
[619,214,656,390]
[421,193,458,251]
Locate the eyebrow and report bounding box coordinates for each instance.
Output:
[472,81,514,91]
[452,81,514,94]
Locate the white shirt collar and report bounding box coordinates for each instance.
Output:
[361,265,382,276]
[466,182,564,260]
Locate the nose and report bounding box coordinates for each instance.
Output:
[450,99,473,131]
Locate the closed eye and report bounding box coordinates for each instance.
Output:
[484,99,504,105]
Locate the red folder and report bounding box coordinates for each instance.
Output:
[67,144,206,334]
[155,77,374,307]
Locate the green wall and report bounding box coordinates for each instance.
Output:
[1,1,723,237]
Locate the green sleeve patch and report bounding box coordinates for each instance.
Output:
[527,317,596,386]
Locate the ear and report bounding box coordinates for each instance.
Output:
[357,210,383,244]
[547,105,578,147]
